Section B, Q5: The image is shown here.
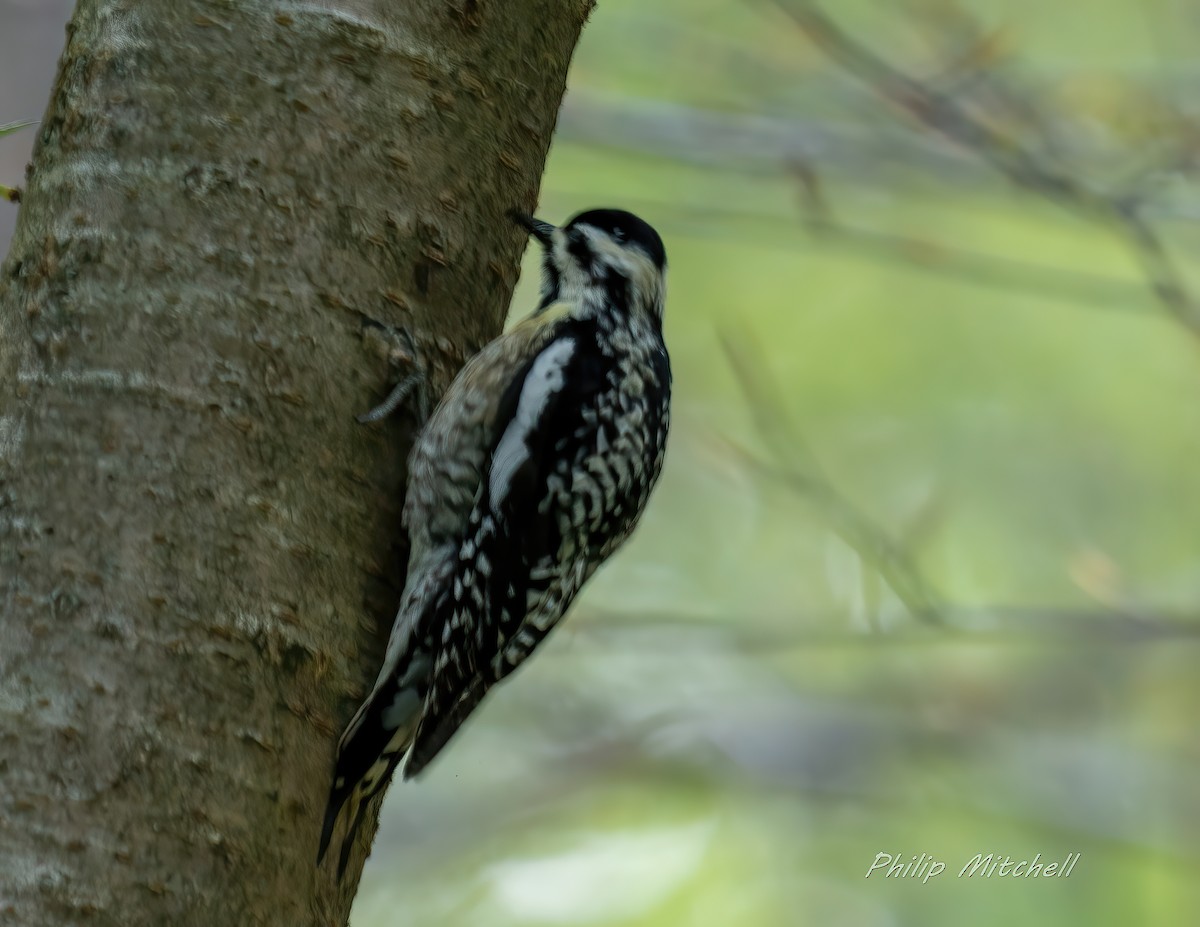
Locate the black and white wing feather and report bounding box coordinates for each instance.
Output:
[405,317,669,776]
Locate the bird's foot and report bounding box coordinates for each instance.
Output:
[357,320,431,425]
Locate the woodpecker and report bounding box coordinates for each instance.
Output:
[318,208,671,876]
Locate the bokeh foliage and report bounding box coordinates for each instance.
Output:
[354,1,1200,924]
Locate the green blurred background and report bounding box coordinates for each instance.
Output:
[4,1,1199,923]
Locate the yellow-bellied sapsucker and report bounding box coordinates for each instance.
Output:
[317,208,670,876]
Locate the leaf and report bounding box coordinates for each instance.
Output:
[0,120,36,138]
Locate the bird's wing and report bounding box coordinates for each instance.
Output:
[346,305,574,745]
[386,304,574,656]
[403,320,608,777]
[318,308,576,870]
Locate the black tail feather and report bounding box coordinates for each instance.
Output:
[316,780,352,868]
[337,792,372,879]
[319,752,408,879]
[317,673,422,876]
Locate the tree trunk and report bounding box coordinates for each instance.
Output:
[0,0,590,923]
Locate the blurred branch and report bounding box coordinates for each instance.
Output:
[798,210,1157,312]
[560,88,1200,219]
[720,330,945,626]
[558,90,980,181]
[576,605,1200,649]
[768,0,1200,341]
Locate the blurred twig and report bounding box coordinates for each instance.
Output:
[768,0,1200,341]
[719,330,945,626]
[0,120,34,203]
[0,120,35,138]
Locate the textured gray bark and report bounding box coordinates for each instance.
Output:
[0,0,590,923]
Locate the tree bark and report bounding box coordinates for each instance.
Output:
[0,0,591,923]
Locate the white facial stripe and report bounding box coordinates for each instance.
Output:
[489,337,576,507]
[543,223,666,320]
[581,226,661,295]
[579,224,637,264]
[547,231,587,305]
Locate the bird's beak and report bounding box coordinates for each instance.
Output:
[510,211,557,248]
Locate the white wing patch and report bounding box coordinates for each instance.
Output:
[489,337,575,508]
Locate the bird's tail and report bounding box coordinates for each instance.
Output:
[316,689,421,878]
[317,776,378,880]
[316,779,353,870]
[316,584,441,877]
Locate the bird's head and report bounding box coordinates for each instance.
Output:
[513,208,667,321]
